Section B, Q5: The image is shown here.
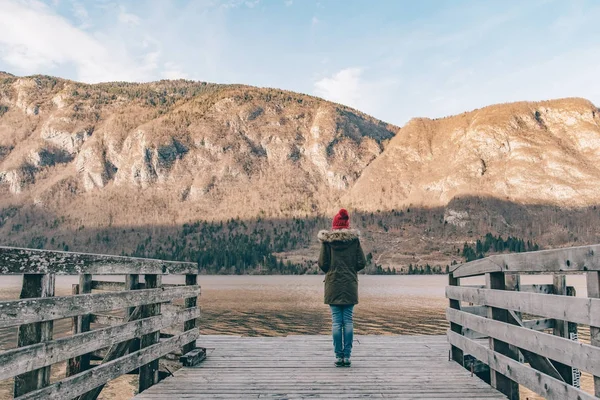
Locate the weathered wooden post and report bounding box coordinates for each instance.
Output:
[486,271,519,400]
[78,274,93,371]
[505,274,522,363]
[551,273,579,385]
[67,283,80,376]
[139,274,162,392]
[126,274,141,356]
[448,272,464,365]
[588,271,600,396]
[183,273,199,355]
[13,273,55,397]
[566,285,580,388]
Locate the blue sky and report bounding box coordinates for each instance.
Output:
[1,0,599,125]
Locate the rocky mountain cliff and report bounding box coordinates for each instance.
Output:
[347,98,600,211]
[0,74,396,228]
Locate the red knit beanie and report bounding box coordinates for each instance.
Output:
[332,208,350,230]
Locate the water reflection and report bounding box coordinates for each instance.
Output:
[196,275,449,336]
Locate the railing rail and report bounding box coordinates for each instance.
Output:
[0,246,201,400]
[447,245,600,400]
[450,243,600,278]
[0,246,198,275]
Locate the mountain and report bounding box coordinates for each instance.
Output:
[347,98,600,210]
[1,73,600,271]
[0,74,397,228]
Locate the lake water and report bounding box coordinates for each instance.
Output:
[0,274,593,399]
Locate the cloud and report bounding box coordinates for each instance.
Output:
[0,0,154,82]
[314,68,363,108]
[284,0,293,6]
[162,62,189,80]
[311,16,319,26]
[70,0,91,29]
[221,0,260,9]
[118,6,141,26]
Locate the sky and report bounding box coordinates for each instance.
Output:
[1,0,599,126]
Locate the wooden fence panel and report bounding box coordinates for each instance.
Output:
[0,247,202,399]
[0,285,200,328]
[14,329,200,400]
[446,286,600,326]
[446,308,600,377]
[447,330,596,400]
[0,308,200,380]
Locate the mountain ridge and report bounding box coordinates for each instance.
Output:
[346,96,600,210]
[0,73,398,225]
[2,72,600,270]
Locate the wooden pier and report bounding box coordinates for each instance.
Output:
[134,334,505,399]
[1,244,600,399]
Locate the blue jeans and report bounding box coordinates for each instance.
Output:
[329,305,354,358]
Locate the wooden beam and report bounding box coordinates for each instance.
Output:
[0,307,200,380]
[67,283,80,377]
[126,274,141,358]
[89,314,124,326]
[588,271,600,397]
[139,274,162,393]
[446,308,600,377]
[506,310,564,382]
[504,274,521,368]
[125,275,140,317]
[519,284,554,294]
[78,274,93,373]
[446,286,600,326]
[13,274,55,397]
[0,246,198,275]
[522,318,554,331]
[447,330,597,400]
[485,272,519,400]
[447,273,463,366]
[14,329,200,400]
[90,281,125,291]
[182,274,199,356]
[0,285,200,328]
[462,328,487,339]
[551,274,574,384]
[451,244,600,278]
[461,305,487,317]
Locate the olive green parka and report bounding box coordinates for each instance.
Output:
[317,229,366,305]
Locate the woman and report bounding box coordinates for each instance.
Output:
[318,208,366,367]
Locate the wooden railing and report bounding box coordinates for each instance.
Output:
[0,246,201,400]
[446,244,600,400]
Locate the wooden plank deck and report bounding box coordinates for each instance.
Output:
[135,335,506,399]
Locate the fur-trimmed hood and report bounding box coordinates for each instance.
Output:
[317,229,360,243]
